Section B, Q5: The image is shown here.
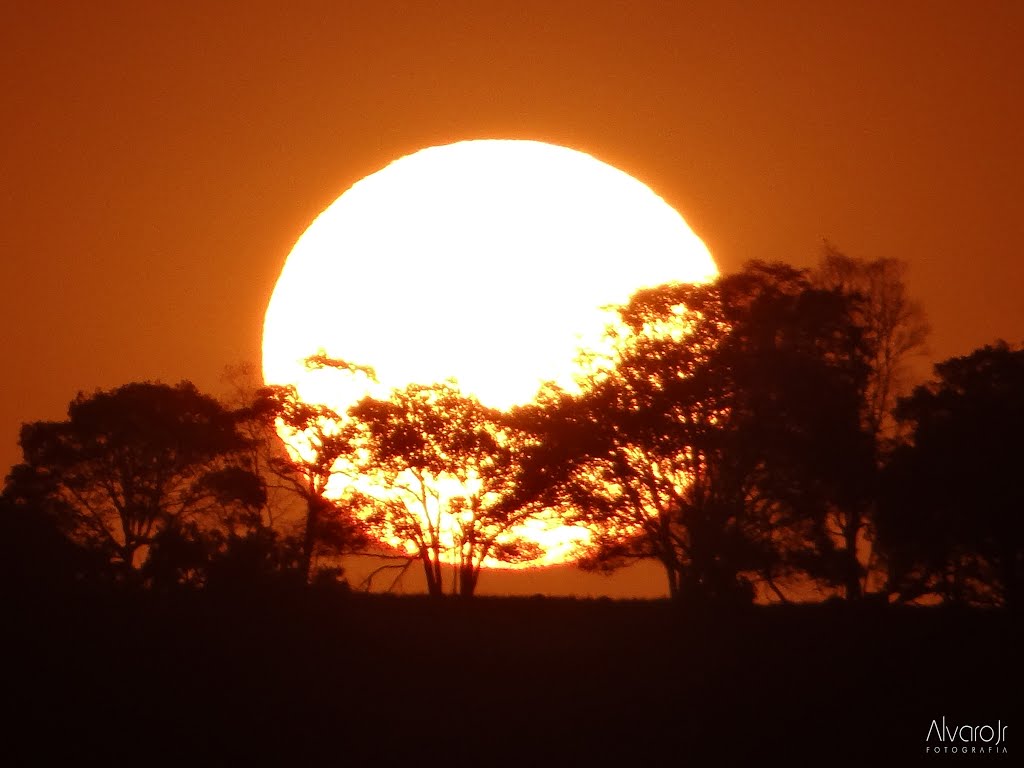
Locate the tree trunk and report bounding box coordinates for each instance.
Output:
[662,558,681,601]
[458,563,478,597]
[421,551,443,597]
[299,497,320,583]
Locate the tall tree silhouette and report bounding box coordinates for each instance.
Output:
[814,243,930,445]
[711,263,875,600]
[812,245,930,598]
[349,381,541,597]
[514,262,872,604]
[5,381,264,577]
[878,341,1024,610]
[247,383,369,583]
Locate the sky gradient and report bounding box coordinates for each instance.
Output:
[3,1,1021,595]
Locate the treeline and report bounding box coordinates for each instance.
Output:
[3,247,1022,610]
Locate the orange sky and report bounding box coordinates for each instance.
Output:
[2,1,1022,597]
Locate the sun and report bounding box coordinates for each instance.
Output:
[262,139,717,567]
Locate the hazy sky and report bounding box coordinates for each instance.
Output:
[3,1,1021,595]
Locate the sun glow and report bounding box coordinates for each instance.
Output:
[262,139,717,568]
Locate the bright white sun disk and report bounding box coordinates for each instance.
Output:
[262,139,717,568]
[263,140,717,412]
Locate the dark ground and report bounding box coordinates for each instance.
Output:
[5,587,1019,765]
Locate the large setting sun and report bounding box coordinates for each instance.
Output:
[262,139,717,567]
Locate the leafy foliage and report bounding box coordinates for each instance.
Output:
[6,381,264,575]
[513,262,873,604]
[349,381,543,596]
[879,341,1024,608]
[814,243,930,445]
[247,383,369,582]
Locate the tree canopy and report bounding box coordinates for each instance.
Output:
[878,341,1024,609]
[246,383,368,582]
[5,381,265,576]
[348,381,543,596]
[511,262,875,603]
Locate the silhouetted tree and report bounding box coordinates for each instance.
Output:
[247,383,369,583]
[812,244,931,598]
[814,243,930,445]
[5,381,265,579]
[514,262,872,604]
[710,263,876,600]
[349,381,542,597]
[878,341,1024,610]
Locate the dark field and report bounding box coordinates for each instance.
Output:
[6,589,1018,765]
